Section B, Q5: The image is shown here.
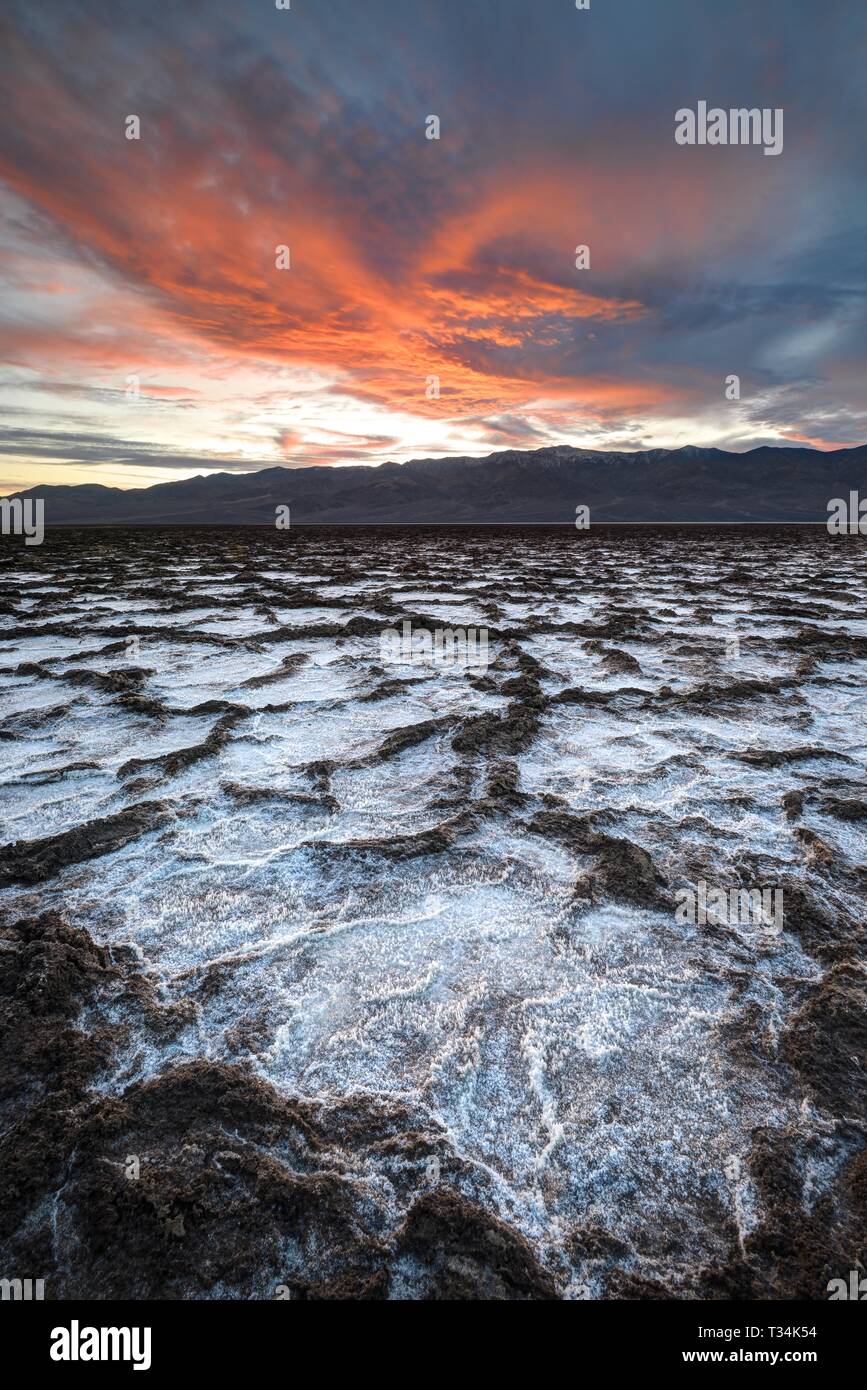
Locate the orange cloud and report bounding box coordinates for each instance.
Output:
[0,12,828,476]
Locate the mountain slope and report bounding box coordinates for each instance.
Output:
[7,444,867,524]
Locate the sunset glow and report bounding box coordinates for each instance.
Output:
[1,0,866,491]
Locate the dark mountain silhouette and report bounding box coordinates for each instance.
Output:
[8,444,867,524]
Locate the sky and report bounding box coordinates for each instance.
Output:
[1,0,866,492]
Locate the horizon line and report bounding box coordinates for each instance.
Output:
[5,438,867,499]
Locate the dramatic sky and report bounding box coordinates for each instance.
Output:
[1,0,866,491]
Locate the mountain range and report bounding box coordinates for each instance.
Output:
[8,444,867,524]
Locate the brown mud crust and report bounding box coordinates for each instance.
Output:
[0,801,175,887]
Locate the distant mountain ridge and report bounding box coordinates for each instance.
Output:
[8,443,867,524]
